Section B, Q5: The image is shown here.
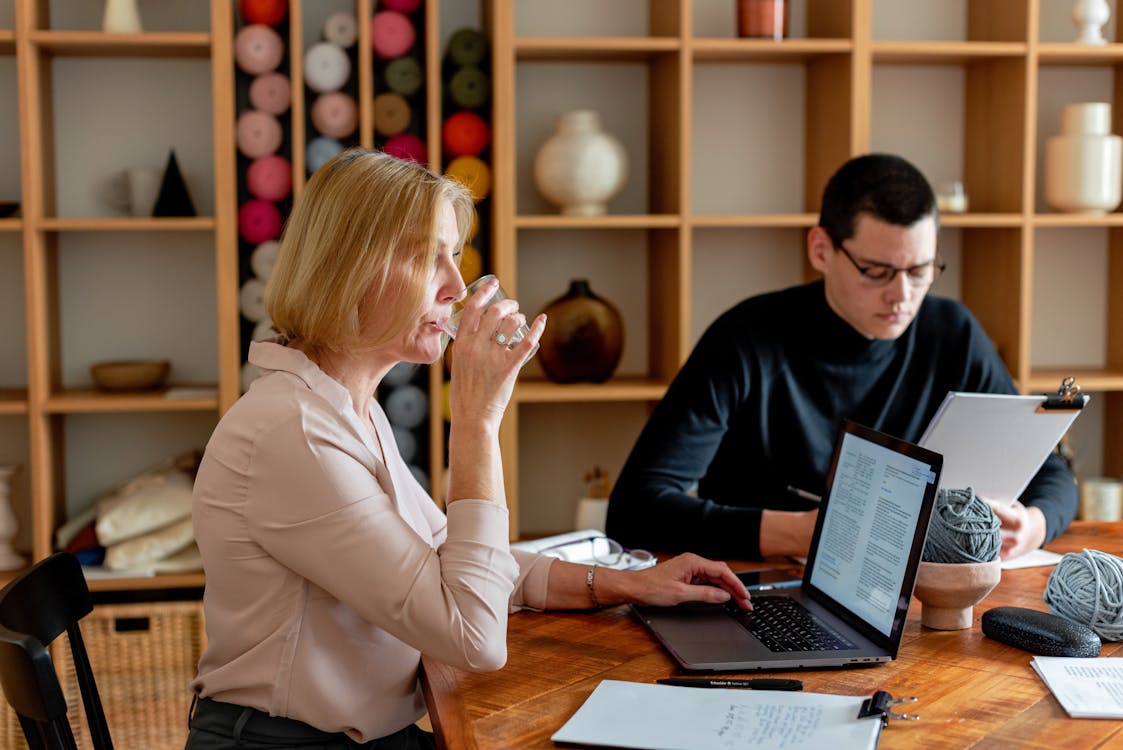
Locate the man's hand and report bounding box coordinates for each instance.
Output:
[984,499,1047,560]
[759,509,819,558]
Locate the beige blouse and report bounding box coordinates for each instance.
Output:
[191,341,554,742]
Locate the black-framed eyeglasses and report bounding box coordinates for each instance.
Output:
[834,242,946,288]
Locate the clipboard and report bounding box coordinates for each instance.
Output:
[550,680,918,750]
[917,379,1086,502]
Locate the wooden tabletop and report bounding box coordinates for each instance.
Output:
[421,521,1123,749]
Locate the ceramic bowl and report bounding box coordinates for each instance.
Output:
[90,360,171,392]
[914,559,1002,630]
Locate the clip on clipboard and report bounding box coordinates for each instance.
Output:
[1038,376,1090,412]
[857,690,921,727]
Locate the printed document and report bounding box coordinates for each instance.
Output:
[1032,656,1123,718]
[551,680,881,750]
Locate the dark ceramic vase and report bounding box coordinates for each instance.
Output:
[538,279,623,383]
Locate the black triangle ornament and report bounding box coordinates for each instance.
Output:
[152,149,197,217]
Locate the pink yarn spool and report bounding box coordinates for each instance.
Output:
[236,110,283,158]
[238,199,283,244]
[383,133,426,164]
[370,11,415,59]
[310,92,358,139]
[235,24,285,75]
[249,72,292,115]
[246,155,293,202]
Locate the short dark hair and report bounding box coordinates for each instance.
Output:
[818,153,938,246]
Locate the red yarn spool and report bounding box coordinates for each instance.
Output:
[239,0,288,26]
[383,133,426,164]
[238,199,283,244]
[246,155,293,202]
[442,111,490,157]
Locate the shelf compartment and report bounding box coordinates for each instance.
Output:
[514,37,679,61]
[515,214,679,229]
[38,217,217,231]
[28,31,212,58]
[44,388,220,413]
[516,377,667,403]
[0,388,28,414]
[1027,368,1123,393]
[872,41,1026,64]
[689,213,817,228]
[691,38,851,62]
[1038,43,1123,66]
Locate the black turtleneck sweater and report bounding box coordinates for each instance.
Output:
[606,281,1078,560]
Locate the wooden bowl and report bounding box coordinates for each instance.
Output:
[90,360,171,392]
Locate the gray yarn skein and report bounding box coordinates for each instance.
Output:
[1044,549,1123,642]
[922,487,1001,563]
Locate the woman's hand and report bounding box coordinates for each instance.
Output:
[448,278,545,433]
[593,554,752,611]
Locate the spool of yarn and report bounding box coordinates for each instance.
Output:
[306,136,345,174]
[246,154,292,202]
[235,24,285,75]
[323,11,358,48]
[238,199,283,244]
[250,240,280,280]
[371,11,415,59]
[303,42,351,93]
[240,0,287,26]
[442,111,490,156]
[383,133,426,164]
[446,28,488,68]
[381,0,422,13]
[1044,549,1123,641]
[373,92,412,137]
[922,487,1001,564]
[448,67,490,110]
[385,57,422,96]
[249,72,291,115]
[445,155,491,203]
[236,110,283,158]
[311,92,358,139]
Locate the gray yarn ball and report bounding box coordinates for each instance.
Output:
[922,487,1001,564]
[1044,549,1123,642]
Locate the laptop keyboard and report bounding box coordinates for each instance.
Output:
[724,596,857,652]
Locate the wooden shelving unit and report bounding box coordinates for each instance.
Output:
[487,0,1123,535]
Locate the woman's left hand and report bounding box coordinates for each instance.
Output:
[603,553,752,610]
[983,498,1047,560]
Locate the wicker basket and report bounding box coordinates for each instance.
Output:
[1,600,206,750]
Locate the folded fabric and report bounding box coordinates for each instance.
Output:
[103,517,195,571]
[96,469,194,546]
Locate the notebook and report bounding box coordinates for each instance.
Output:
[633,420,942,671]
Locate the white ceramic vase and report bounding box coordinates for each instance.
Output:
[0,465,25,571]
[533,110,628,216]
[103,0,142,33]
[1073,0,1111,45]
[1045,102,1123,214]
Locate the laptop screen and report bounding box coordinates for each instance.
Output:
[807,423,941,638]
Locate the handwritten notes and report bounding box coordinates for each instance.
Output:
[550,680,881,750]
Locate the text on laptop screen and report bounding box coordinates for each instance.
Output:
[808,431,938,636]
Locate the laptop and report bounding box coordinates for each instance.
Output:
[633,420,942,671]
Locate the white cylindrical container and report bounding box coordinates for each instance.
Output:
[103,0,142,33]
[1045,102,1123,214]
[1080,477,1123,521]
[533,110,628,216]
[0,465,25,571]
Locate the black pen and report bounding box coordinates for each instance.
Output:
[657,678,803,691]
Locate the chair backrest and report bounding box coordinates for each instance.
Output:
[0,552,113,750]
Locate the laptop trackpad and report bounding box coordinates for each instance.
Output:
[645,607,770,659]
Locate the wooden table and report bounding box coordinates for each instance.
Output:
[421,521,1123,749]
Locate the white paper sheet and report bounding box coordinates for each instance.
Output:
[918,392,1084,502]
[1031,656,1123,718]
[551,680,881,750]
[1000,548,1063,570]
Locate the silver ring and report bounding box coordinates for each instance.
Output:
[495,332,508,345]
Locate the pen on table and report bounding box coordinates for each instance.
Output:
[786,485,822,504]
[657,678,803,691]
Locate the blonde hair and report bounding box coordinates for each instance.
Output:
[265,149,474,352]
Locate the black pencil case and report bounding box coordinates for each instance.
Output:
[981,606,1101,657]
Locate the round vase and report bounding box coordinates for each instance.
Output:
[533,111,628,216]
[1073,0,1111,45]
[1045,102,1123,214]
[103,0,142,33]
[914,559,1001,630]
[0,465,24,571]
[537,279,624,383]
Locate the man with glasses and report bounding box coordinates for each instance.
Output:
[607,153,1076,562]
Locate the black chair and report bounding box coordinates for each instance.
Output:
[0,552,113,749]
